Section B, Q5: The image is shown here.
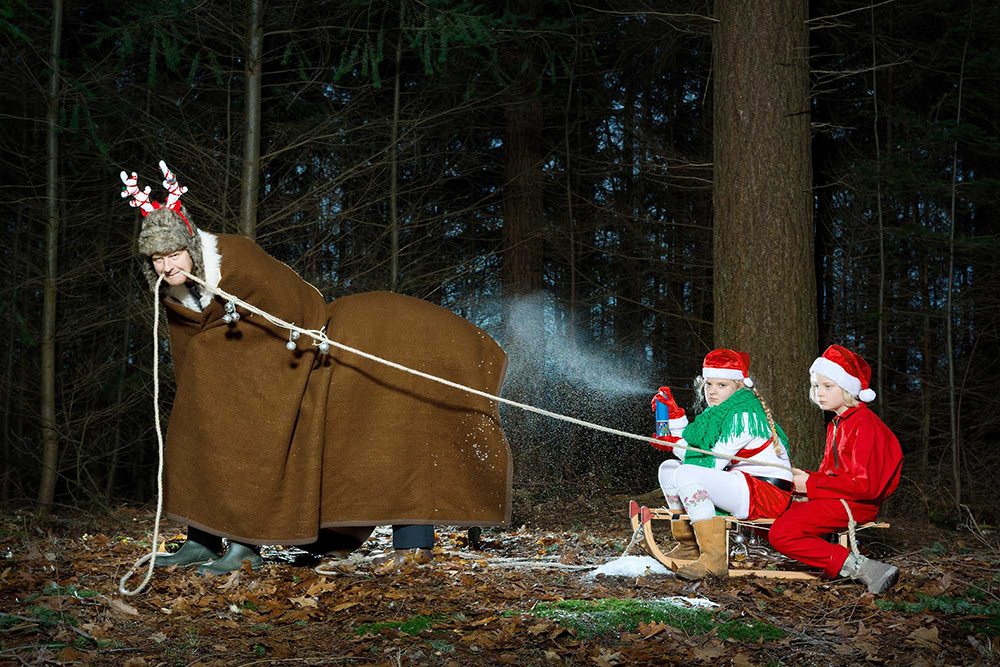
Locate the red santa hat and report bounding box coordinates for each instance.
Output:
[702,349,753,387]
[809,345,876,402]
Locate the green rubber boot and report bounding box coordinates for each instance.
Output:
[154,527,223,568]
[196,542,262,576]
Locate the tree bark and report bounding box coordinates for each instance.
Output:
[502,95,545,304]
[945,30,970,515]
[712,0,824,465]
[390,0,403,292]
[38,0,64,510]
[239,0,263,240]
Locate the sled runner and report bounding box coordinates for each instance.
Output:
[627,500,890,580]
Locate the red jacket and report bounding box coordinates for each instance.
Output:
[806,404,902,505]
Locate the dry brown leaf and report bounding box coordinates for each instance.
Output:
[289,595,318,608]
[170,596,192,614]
[593,648,622,666]
[906,626,942,650]
[306,579,339,596]
[528,621,552,635]
[330,600,359,612]
[108,598,140,617]
[637,620,669,638]
[472,615,499,626]
[58,645,90,662]
[219,570,241,591]
[689,645,726,661]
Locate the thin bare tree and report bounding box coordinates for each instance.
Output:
[239,0,263,240]
[38,0,64,510]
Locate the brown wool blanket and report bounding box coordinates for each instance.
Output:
[162,234,511,545]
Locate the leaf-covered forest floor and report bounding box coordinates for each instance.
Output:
[2,490,998,666]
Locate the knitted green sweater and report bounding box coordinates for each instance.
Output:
[681,389,789,468]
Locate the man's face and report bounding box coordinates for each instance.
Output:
[150,248,193,287]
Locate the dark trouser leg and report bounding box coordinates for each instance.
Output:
[391,525,434,550]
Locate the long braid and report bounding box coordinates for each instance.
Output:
[750,384,784,456]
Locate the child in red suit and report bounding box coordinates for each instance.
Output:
[769,345,902,594]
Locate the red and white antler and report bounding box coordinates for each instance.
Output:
[120,171,154,214]
[159,160,188,210]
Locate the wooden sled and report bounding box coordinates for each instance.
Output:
[627,500,890,581]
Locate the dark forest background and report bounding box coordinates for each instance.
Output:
[1,0,998,525]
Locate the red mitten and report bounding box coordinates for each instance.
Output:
[651,387,685,419]
[650,434,680,453]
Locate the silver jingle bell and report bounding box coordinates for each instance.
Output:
[290,330,300,340]
[231,312,240,322]
[225,301,236,313]
[222,313,233,324]
[318,342,330,354]
[286,340,297,351]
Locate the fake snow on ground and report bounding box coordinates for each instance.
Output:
[590,554,671,578]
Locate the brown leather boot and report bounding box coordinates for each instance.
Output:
[663,519,699,560]
[676,516,729,580]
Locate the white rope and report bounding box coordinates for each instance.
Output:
[119,274,167,596]
[621,523,646,557]
[175,268,793,474]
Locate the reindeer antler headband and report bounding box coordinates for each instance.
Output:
[120,160,193,235]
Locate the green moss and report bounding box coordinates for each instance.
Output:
[532,598,784,642]
[718,618,787,642]
[922,541,947,557]
[24,583,99,603]
[355,613,443,636]
[24,605,77,628]
[876,592,1000,637]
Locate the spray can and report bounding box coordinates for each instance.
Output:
[652,389,671,437]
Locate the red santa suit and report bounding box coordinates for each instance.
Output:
[769,404,902,577]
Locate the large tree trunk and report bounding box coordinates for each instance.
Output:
[500,30,546,482]
[38,0,64,509]
[502,97,544,304]
[712,0,824,466]
[239,0,263,240]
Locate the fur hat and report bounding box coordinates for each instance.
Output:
[122,162,205,291]
[136,204,205,290]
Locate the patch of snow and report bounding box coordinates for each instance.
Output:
[589,555,671,577]
[651,595,719,609]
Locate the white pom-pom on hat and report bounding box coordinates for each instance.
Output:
[858,388,876,403]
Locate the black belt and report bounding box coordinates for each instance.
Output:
[752,476,793,492]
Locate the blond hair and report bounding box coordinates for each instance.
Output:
[749,384,784,456]
[808,372,859,409]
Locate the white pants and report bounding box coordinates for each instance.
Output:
[658,459,751,522]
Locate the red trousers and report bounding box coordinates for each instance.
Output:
[769,498,880,578]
